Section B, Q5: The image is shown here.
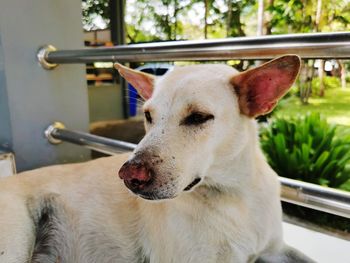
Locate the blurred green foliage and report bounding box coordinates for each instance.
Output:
[82,0,350,40]
[260,113,350,190]
[312,76,342,95]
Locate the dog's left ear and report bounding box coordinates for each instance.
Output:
[230,55,301,118]
[114,63,155,100]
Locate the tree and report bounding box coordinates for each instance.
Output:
[82,0,110,30]
[225,0,254,37]
[265,0,350,103]
[256,0,264,36]
[204,0,209,38]
[125,0,194,42]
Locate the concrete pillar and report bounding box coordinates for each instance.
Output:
[0,0,90,171]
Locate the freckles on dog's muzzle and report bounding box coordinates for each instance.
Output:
[118,160,153,193]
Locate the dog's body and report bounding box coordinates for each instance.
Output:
[0,56,314,263]
[0,152,281,263]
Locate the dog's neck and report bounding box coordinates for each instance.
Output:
[203,119,262,191]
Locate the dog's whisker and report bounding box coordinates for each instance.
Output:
[124,88,145,99]
[128,100,145,105]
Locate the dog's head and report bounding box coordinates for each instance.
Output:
[117,55,300,200]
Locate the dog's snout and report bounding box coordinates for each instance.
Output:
[119,160,153,192]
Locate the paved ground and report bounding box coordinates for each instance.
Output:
[284,222,350,263]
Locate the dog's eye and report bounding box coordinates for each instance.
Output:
[181,112,214,126]
[144,111,152,124]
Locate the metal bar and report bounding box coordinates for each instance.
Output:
[43,32,350,65]
[280,177,350,219]
[45,122,135,154]
[44,123,350,219]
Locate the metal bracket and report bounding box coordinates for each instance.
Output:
[37,44,58,70]
[44,122,66,144]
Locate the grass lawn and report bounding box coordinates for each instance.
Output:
[276,88,350,127]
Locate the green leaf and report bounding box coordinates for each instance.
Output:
[260,112,350,190]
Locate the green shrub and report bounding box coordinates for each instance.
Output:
[345,74,350,83]
[312,76,341,95]
[324,76,342,89]
[260,113,350,190]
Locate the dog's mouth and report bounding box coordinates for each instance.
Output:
[136,191,177,201]
[137,178,202,200]
[184,178,202,191]
[131,178,202,200]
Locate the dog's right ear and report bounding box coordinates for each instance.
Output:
[114,63,155,100]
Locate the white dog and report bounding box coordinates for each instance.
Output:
[0,55,314,262]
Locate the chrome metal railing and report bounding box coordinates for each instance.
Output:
[37,32,350,69]
[40,32,350,219]
[44,122,135,154]
[44,123,350,219]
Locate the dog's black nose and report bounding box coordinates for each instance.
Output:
[118,161,153,192]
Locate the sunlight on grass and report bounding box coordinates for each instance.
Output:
[276,89,350,126]
[308,98,327,105]
[328,117,350,126]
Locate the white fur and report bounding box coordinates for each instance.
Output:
[0,63,311,263]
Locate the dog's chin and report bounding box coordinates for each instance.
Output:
[122,182,176,201]
[136,192,177,201]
